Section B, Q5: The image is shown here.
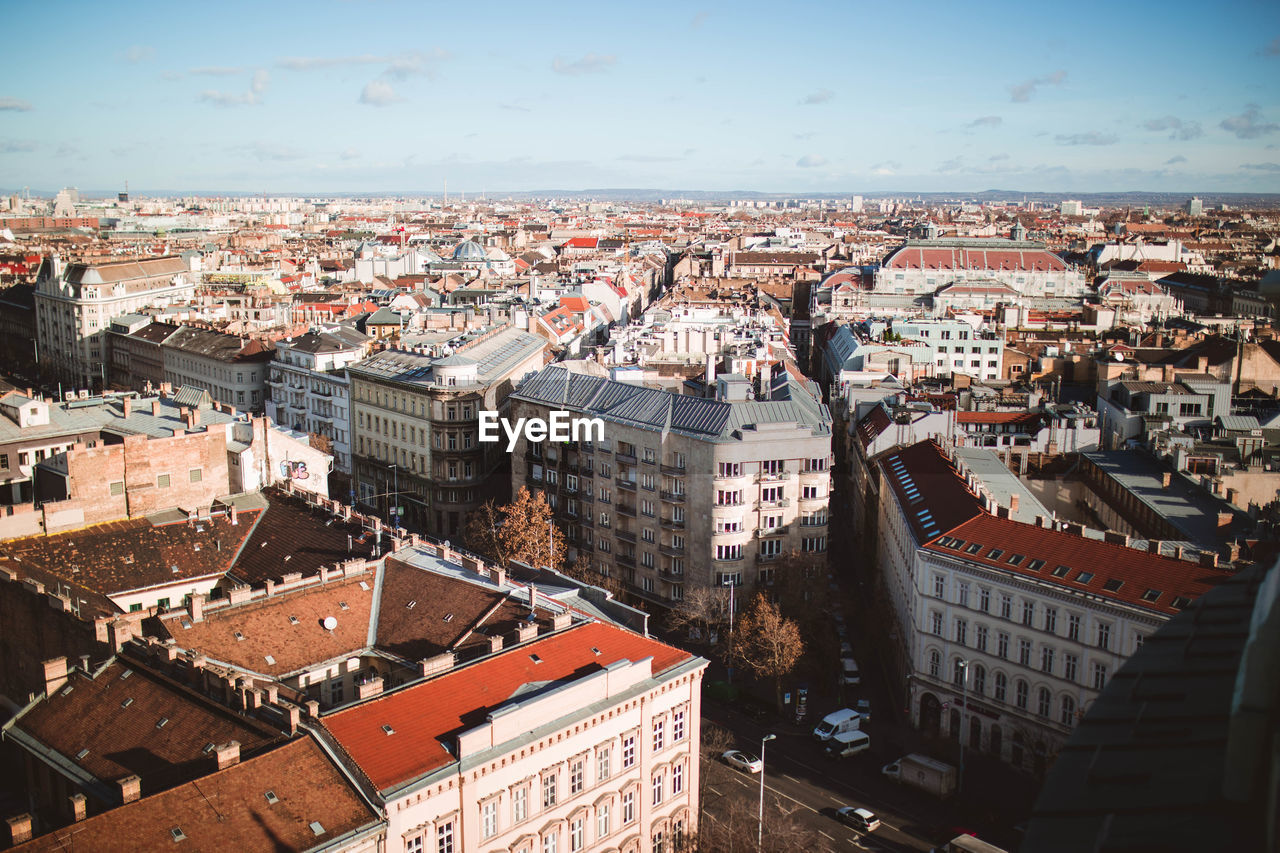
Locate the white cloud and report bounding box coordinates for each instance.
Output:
[359,79,401,106]
[1221,104,1278,139]
[1141,116,1202,141]
[123,45,153,64]
[199,69,268,107]
[1165,155,1188,165]
[0,97,32,111]
[1009,70,1066,102]
[968,115,1002,128]
[551,54,616,75]
[1055,131,1117,146]
[799,89,834,105]
[1241,162,1280,172]
[189,66,243,76]
[340,147,360,160]
[796,154,827,168]
[870,161,900,175]
[618,153,681,162]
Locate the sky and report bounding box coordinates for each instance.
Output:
[2,0,1279,196]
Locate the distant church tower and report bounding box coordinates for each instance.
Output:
[1010,221,1027,242]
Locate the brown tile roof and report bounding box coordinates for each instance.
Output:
[0,512,261,612]
[375,558,538,662]
[228,492,379,586]
[15,737,379,853]
[10,659,282,795]
[156,575,376,676]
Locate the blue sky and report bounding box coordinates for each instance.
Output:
[2,0,1278,195]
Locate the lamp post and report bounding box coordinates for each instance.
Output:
[723,578,736,685]
[958,659,970,796]
[548,519,554,569]
[385,463,399,530]
[758,733,776,849]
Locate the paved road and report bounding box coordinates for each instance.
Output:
[703,708,944,852]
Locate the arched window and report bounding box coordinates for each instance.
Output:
[1015,678,1028,710]
[973,664,987,696]
[1060,694,1077,726]
[929,650,941,679]
[953,658,966,687]
[1037,687,1051,717]
[994,672,1008,702]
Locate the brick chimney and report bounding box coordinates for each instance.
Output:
[151,400,162,416]
[1161,472,1172,487]
[185,407,199,429]
[1009,493,1019,513]
[214,741,240,770]
[122,396,132,418]
[188,592,204,623]
[6,814,32,845]
[119,775,142,804]
[69,793,86,822]
[230,505,238,525]
[43,657,69,695]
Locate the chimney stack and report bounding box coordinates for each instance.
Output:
[1161,472,1172,487]
[188,592,204,623]
[214,741,241,770]
[43,657,69,695]
[6,815,32,845]
[69,793,86,822]
[119,775,142,805]
[152,400,162,416]
[1009,494,1020,513]
[122,396,132,418]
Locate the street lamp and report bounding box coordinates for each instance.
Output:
[957,659,970,795]
[548,519,555,569]
[758,733,776,849]
[723,578,736,685]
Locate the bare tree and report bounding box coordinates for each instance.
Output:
[462,487,566,571]
[735,593,805,711]
[687,793,824,853]
[665,584,731,646]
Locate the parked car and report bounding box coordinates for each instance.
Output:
[721,750,763,774]
[836,807,881,832]
[856,699,872,721]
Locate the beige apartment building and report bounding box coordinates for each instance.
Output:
[508,366,833,608]
[34,255,195,391]
[348,326,546,537]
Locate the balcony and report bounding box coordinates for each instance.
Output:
[660,464,686,476]
[659,490,685,503]
[758,524,789,537]
[618,503,636,517]
[755,499,790,510]
[617,553,636,568]
[618,479,637,492]
[713,553,745,564]
[615,452,637,465]
[659,544,685,558]
[660,517,685,530]
[616,529,637,543]
[755,470,792,483]
[660,568,685,583]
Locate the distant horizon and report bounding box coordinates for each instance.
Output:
[2,1,1277,194]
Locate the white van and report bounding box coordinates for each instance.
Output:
[826,730,871,758]
[813,708,861,741]
[841,657,861,685]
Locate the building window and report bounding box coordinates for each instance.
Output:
[957,582,969,608]
[406,837,423,853]
[652,771,664,806]
[1044,606,1057,634]
[189,468,202,483]
[929,649,941,679]
[1000,594,1012,620]
[997,632,1009,659]
[597,803,611,838]
[955,618,967,646]
[760,539,782,558]
[673,708,686,742]
[672,762,684,794]
[1096,622,1111,651]
[1022,601,1034,626]
[717,462,742,478]
[979,587,990,612]
[570,818,584,852]
[802,536,826,553]
[1019,639,1032,667]
[543,772,558,808]
[513,786,528,823]
[109,481,124,496]
[1037,687,1051,718]
[802,484,822,499]
[930,611,943,635]
[597,747,611,781]
[715,544,742,560]
[975,624,988,652]
[1064,653,1078,683]
[1092,662,1108,691]
[622,733,636,768]
[570,759,584,794]
[973,664,987,695]
[1067,613,1080,641]
[653,719,665,752]
[482,801,498,838]
[157,473,170,488]
[542,832,558,853]
[953,658,966,687]
[1015,679,1028,710]
[934,575,946,598]
[1060,694,1077,726]
[1041,647,1055,674]
[994,672,1007,702]
[436,822,454,853]
[622,790,635,824]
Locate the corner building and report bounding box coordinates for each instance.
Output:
[507,366,832,608]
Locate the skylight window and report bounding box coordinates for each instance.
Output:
[121,697,134,708]
[171,827,186,842]
[949,539,966,550]
[443,613,454,623]
[591,647,601,655]
[339,601,350,611]
[1142,589,1162,602]
[120,669,133,680]
[406,600,416,610]
[1076,571,1095,584]
[987,548,1004,560]
[309,822,325,836]
[1006,553,1024,565]
[288,616,299,625]
[202,743,216,754]
[264,655,276,666]
[1171,596,1191,610]
[964,543,982,554]
[264,791,279,804]
[1050,564,1069,577]
[157,717,169,729]
[75,748,89,761]
[530,654,542,664]
[382,725,395,735]
[61,686,74,697]
[359,581,370,591]
[234,631,245,641]
[1103,578,1124,592]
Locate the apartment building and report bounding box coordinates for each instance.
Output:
[875,439,1229,773]
[267,327,369,473]
[34,255,195,391]
[321,619,706,853]
[348,326,546,537]
[161,327,273,413]
[507,365,832,608]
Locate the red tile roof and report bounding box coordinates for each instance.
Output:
[322,621,691,791]
[884,243,1067,273]
[879,441,984,541]
[855,405,892,449]
[956,411,1042,426]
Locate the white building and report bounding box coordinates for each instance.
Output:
[874,439,1228,773]
[267,327,370,473]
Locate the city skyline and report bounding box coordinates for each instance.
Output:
[2,0,1279,194]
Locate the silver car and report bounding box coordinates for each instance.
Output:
[721,749,763,773]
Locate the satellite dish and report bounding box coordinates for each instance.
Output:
[1113,352,1124,362]
[323,616,338,631]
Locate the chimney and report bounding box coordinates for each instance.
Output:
[6,814,32,845]
[214,741,240,770]
[185,407,199,429]
[43,657,69,695]
[1161,472,1172,487]
[230,505,238,526]
[284,703,301,735]
[69,793,86,822]
[1009,494,1020,513]
[122,396,132,418]
[151,400,161,416]
[490,567,506,586]
[1217,511,1233,528]
[119,775,142,804]
[304,699,320,719]
[79,654,91,673]
[188,593,204,623]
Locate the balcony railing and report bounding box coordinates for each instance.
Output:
[660,517,685,530]
[615,452,637,465]
[618,479,637,491]
[755,499,790,510]
[616,530,637,543]
[617,553,636,568]
[659,544,685,558]
[660,568,685,583]
[758,524,789,537]
[659,464,686,476]
[617,503,636,517]
[659,490,685,503]
[755,471,792,483]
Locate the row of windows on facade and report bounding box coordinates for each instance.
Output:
[103,469,203,496]
[0,442,99,470]
[714,484,826,505]
[359,438,478,480]
[358,412,476,450]
[356,386,478,420]
[927,651,1088,726]
[929,611,1125,687]
[408,809,687,853]
[715,459,831,477]
[530,466,682,496]
[932,574,1142,651]
[411,711,690,851]
[163,374,260,405]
